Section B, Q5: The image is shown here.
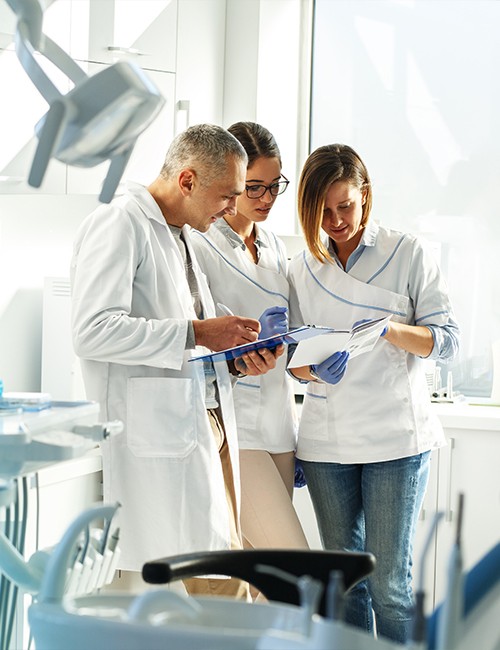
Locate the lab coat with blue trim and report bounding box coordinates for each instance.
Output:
[70,183,240,571]
[288,222,458,464]
[192,223,297,452]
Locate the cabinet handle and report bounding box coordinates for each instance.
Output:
[445,436,456,522]
[175,100,190,134]
[106,46,148,57]
[0,176,24,183]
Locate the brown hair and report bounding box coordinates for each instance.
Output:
[227,122,282,168]
[298,144,372,263]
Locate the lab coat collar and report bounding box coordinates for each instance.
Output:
[326,219,380,271]
[214,218,267,252]
[125,181,170,228]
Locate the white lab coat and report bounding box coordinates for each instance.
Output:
[70,183,240,571]
[288,225,451,464]
[192,225,297,452]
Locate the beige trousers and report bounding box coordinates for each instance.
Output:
[183,408,250,600]
[239,449,309,549]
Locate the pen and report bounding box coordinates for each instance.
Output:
[217,303,234,316]
[217,302,257,335]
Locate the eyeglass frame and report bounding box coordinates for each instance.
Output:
[244,175,289,199]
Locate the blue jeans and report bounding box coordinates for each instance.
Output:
[302,452,431,645]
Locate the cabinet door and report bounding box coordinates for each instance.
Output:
[70,0,177,73]
[0,1,72,194]
[434,428,500,605]
[66,64,175,195]
[0,0,70,50]
[175,0,226,127]
[412,448,441,612]
[0,50,67,194]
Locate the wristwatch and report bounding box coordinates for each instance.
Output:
[229,360,246,378]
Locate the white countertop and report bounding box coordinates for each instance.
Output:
[431,401,500,431]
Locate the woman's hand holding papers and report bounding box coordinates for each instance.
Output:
[310,350,349,384]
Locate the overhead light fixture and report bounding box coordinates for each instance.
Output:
[5,0,165,202]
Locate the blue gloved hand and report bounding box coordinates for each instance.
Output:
[310,350,349,385]
[258,306,288,339]
[294,457,307,488]
[353,318,388,337]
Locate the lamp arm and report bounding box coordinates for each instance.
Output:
[5,0,43,48]
[15,19,88,105]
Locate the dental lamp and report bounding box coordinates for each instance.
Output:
[5,0,165,202]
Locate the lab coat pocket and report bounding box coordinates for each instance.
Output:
[127,377,197,458]
[232,377,262,430]
[299,383,328,441]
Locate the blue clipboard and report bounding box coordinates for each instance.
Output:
[188,325,334,363]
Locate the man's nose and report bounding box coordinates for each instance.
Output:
[225,197,238,216]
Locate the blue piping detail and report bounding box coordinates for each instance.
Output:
[366,235,406,284]
[305,392,327,400]
[303,252,407,318]
[195,232,289,303]
[415,310,448,324]
[236,381,260,390]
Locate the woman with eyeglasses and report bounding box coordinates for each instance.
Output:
[191,122,309,557]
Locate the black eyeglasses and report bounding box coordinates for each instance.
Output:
[245,175,289,199]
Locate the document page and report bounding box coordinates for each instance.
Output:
[288,316,392,368]
[188,325,335,363]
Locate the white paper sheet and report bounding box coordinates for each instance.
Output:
[288,316,392,367]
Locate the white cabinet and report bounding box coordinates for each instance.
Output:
[0,1,71,194]
[175,0,226,128]
[1,0,178,197]
[69,0,177,73]
[66,64,176,194]
[413,404,500,611]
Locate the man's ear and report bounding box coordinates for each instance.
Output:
[179,168,196,195]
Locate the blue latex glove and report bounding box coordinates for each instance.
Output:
[294,457,307,488]
[353,318,388,337]
[258,306,288,339]
[310,350,349,385]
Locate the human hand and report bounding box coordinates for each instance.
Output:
[294,457,307,488]
[353,318,388,337]
[258,306,288,339]
[310,350,349,385]
[194,316,259,351]
[234,344,285,376]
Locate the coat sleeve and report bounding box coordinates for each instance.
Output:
[409,236,460,362]
[70,205,188,369]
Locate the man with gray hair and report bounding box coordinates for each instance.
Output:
[71,124,284,598]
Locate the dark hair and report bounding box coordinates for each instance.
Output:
[160,123,247,184]
[227,122,281,168]
[298,144,372,263]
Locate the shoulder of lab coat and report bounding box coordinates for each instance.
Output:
[71,185,190,370]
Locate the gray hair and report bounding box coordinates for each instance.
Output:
[160,124,248,185]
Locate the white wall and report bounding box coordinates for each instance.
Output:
[0,194,99,391]
[223,0,310,236]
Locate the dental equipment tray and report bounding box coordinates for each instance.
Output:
[142,548,376,616]
[0,400,101,478]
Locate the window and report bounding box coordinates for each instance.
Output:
[310,0,500,397]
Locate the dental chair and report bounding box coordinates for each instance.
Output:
[142,548,376,616]
[426,541,500,650]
